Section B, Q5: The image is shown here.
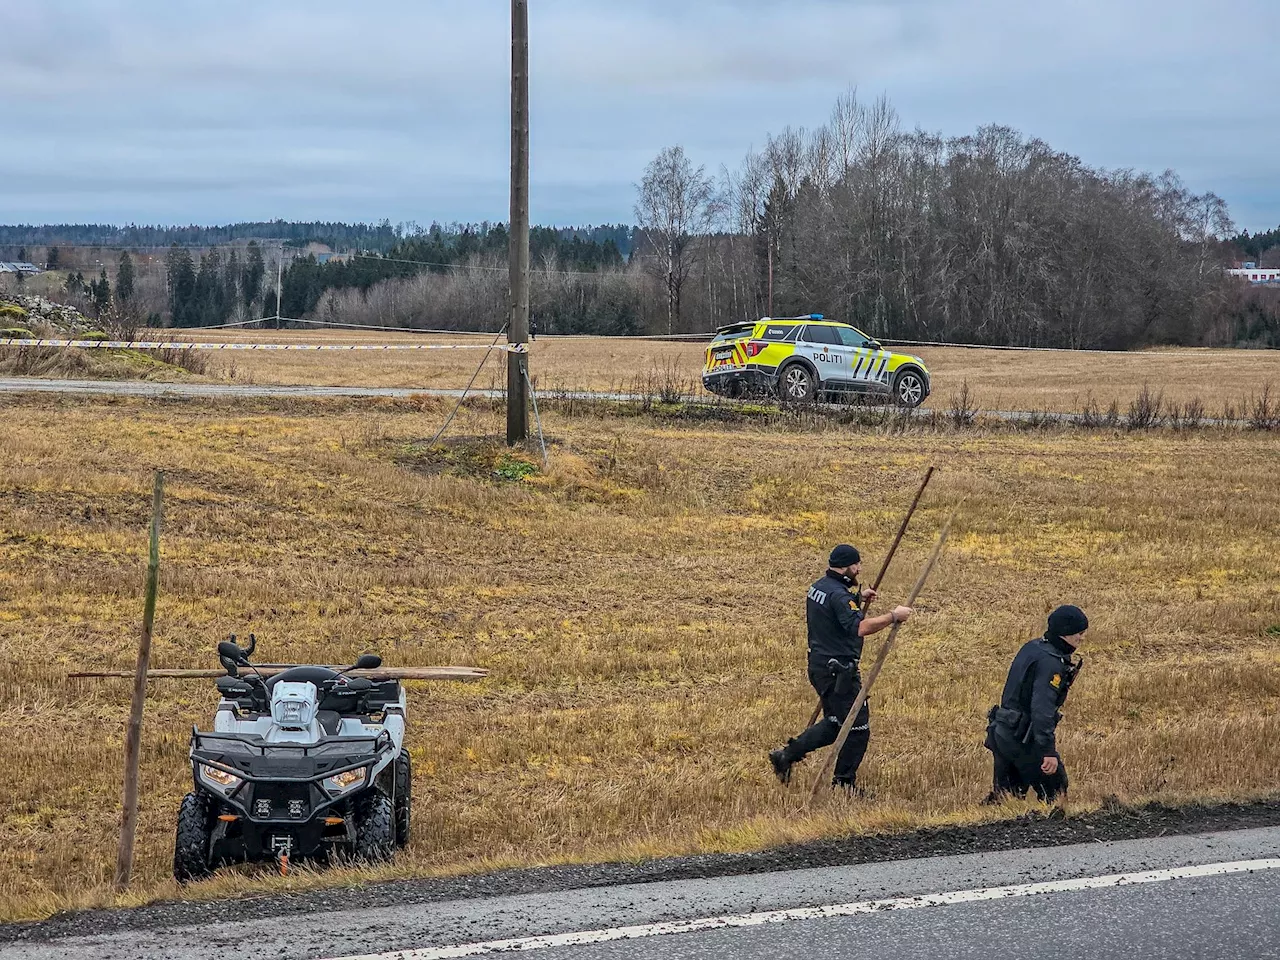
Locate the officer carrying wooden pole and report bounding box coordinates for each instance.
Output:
[807,518,951,803]
[803,466,934,728]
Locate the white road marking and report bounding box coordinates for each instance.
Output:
[320,858,1280,960]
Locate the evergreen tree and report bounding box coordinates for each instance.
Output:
[225,250,241,314]
[244,241,265,316]
[116,251,135,302]
[91,268,112,318]
[46,247,60,270]
[166,244,197,326]
[193,248,225,326]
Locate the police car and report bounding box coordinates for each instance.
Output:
[702,315,931,407]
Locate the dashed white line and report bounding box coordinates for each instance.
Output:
[320,858,1280,960]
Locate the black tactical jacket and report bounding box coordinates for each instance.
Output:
[997,635,1080,754]
[806,570,865,661]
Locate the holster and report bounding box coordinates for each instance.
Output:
[827,658,861,696]
[988,705,1032,743]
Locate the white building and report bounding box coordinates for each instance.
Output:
[0,262,41,275]
[1228,262,1280,284]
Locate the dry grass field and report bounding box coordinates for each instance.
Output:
[2,391,1279,923]
[138,327,1280,415]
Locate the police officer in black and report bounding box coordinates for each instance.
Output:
[984,605,1087,805]
[768,544,912,790]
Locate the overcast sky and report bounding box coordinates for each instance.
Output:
[5,0,1278,232]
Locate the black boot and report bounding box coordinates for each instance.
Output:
[769,744,797,785]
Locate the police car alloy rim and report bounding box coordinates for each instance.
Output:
[897,373,923,406]
[784,366,811,399]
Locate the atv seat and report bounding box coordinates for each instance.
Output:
[316,710,342,737]
[266,666,340,690]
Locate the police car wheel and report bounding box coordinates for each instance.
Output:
[893,370,926,408]
[778,364,815,403]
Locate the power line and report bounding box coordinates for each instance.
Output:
[343,251,624,279]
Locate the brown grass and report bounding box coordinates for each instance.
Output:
[137,327,1280,415]
[1,392,1279,922]
[0,345,208,380]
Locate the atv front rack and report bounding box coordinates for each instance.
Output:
[191,729,394,782]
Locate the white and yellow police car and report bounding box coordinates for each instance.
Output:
[702,315,931,406]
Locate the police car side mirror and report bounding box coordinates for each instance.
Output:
[868,340,882,350]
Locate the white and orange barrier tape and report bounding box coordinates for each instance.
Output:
[0,338,527,352]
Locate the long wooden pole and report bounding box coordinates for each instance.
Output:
[72,665,489,682]
[805,466,935,727]
[807,516,951,805]
[506,0,530,445]
[114,471,163,891]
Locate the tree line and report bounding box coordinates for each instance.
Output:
[0,221,406,254]
[265,91,1278,348]
[13,90,1275,348]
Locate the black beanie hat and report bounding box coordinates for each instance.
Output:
[1047,604,1089,638]
[829,544,861,568]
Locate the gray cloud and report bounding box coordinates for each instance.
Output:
[2,0,1276,230]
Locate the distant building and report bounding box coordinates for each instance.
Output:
[0,262,42,275]
[1228,264,1280,284]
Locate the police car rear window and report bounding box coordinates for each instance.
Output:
[712,325,754,344]
[801,324,841,345]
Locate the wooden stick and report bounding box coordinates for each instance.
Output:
[114,470,163,892]
[804,466,935,728]
[807,515,952,805]
[71,665,489,681]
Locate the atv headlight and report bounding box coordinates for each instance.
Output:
[270,681,318,730]
[323,767,367,793]
[200,764,243,792]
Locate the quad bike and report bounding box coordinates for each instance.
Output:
[173,636,412,883]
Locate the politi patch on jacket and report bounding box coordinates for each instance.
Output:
[1050,673,1062,689]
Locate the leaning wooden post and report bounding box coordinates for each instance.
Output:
[114,470,164,892]
[807,515,952,806]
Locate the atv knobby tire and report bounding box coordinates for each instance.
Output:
[173,791,214,883]
[393,749,412,849]
[354,789,395,863]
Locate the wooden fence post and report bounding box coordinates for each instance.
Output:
[114,470,164,891]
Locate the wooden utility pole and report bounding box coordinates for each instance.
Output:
[767,243,774,317]
[506,0,530,445]
[275,250,283,328]
[114,471,164,891]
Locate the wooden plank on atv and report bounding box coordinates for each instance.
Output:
[68,665,489,681]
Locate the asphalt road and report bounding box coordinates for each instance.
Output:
[0,376,1245,428]
[5,825,1280,960]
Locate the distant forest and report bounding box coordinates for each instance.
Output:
[0,221,635,259]
[3,90,1278,347]
[1231,226,1280,265]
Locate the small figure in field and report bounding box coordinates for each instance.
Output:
[529,316,538,341]
[984,605,1086,806]
[769,544,912,790]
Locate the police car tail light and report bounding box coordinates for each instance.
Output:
[746,340,766,357]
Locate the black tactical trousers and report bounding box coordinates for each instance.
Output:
[783,657,871,787]
[986,725,1068,804]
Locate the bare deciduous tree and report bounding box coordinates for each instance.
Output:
[634,145,714,333]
